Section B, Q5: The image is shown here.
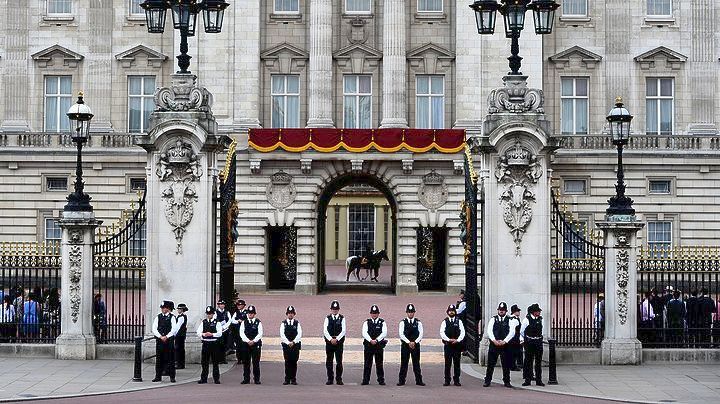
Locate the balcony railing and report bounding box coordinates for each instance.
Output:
[0,132,138,149]
[559,134,720,151]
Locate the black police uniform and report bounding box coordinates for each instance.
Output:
[509,313,523,370]
[484,315,514,386]
[442,316,464,385]
[175,311,188,369]
[232,309,248,364]
[324,313,345,384]
[398,317,424,385]
[522,314,544,385]
[240,317,263,383]
[153,310,176,382]
[215,307,230,363]
[362,317,387,385]
[281,318,302,384]
[198,312,222,384]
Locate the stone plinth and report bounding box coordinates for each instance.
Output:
[55,211,100,360]
[137,74,230,358]
[597,219,645,365]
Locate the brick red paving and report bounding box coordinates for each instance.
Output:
[37,362,613,404]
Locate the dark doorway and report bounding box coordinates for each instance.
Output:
[417,226,448,291]
[316,174,397,294]
[267,226,297,290]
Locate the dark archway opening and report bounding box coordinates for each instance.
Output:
[317,173,398,294]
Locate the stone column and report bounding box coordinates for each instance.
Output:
[596,220,644,365]
[234,0,261,129]
[306,0,334,128]
[55,212,100,360]
[137,74,230,363]
[85,1,114,133]
[379,0,408,128]
[1,0,30,132]
[453,0,483,130]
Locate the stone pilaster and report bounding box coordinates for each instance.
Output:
[0,0,30,132]
[597,220,644,365]
[453,0,483,130]
[379,0,408,128]
[234,0,261,129]
[85,1,114,132]
[55,211,100,360]
[306,0,334,128]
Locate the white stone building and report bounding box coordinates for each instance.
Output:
[0,0,719,294]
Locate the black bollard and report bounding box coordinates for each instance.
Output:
[132,336,143,382]
[547,338,558,385]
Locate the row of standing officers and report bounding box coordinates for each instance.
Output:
[150,299,545,387]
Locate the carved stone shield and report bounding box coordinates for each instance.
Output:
[418,171,448,210]
[266,172,297,210]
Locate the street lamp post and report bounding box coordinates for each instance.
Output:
[140,0,229,74]
[470,0,559,76]
[605,97,635,217]
[64,92,94,212]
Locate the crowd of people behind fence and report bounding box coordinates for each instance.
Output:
[638,286,719,347]
[0,284,61,342]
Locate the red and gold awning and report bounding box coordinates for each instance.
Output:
[248,128,465,153]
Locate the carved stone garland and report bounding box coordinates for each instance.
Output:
[487,75,545,114]
[68,229,83,323]
[154,74,213,113]
[495,141,543,255]
[615,232,630,325]
[156,139,203,254]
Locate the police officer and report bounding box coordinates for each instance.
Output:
[197,306,222,384]
[508,304,523,371]
[239,305,263,384]
[152,300,177,383]
[230,300,248,364]
[361,304,387,385]
[397,303,424,386]
[323,300,346,385]
[174,303,188,369]
[440,304,465,386]
[520,303,545,386]
[214,300,230,364]
[483,301,518,388]
[280,305,302,385]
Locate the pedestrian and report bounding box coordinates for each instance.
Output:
[361,304,387,385]
[239,305,263,384]
[23,293,39,338]
[230,300,248,364]
[280,305,302,385]
[175,303,188,369]
[456,290,467,325]
[666,290,686,347]
[152,300,177,383]
[699,288,715,346]
[397,303,424,386]
[687,289,703,347]
[214,300,230,364]
[483,301,517,388]
[92,293,107,343]
[639,292,655,344]
[45,288,61,339]
[1,295,15,343]
[508,305,523,371]
[440,304,465,387]
[197,306,222,384]
[520,303,545,387]
[323,300,346,385]
[593,293,605,343]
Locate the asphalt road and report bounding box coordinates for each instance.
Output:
[36,363,613,404]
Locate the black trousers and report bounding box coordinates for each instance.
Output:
[218,333,227,362]
[325,342,344,381]
[362,345,385,383]
[242,344,262,382]
[174,335,186,367]
[200,341,220,382]
[523,340,543,382]
[443,343,462,383]
[509,342,523,368]
[155,337,176,379]
[282,343,301,382]
[485,344,511,384]
[398,342,422,384]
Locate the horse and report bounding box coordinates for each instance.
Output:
[345,250,390,282]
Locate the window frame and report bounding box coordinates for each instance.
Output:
[343,75,373,129]
[44,76,73,133]
[560,77,589,135]
[415,75,445,129]
[348,203,376,257]
[647,220,673,257]
[647,178,673,195]
[562,219,588,259]
[345,0,372,14]
[561,0,588,17]
[47,0,73,15]
[417,0,443,13]
[562,178,588,195]
[646,0,672,18]
[645,77,675,136]
[44,217,63,242]
[270,74,301,128]
[127,75,156,133]
[128,0,144,16]
[274,0,300,14]
[45,176,69,192]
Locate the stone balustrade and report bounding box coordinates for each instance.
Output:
[1,132,139,149]
[558,134,720,151]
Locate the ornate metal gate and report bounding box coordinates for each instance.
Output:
[217,140,238,305]
[267,226,298,289]
[550,191,606,346]
[417,227,447,291]
[92,192,147,344]
[460,144,481,363]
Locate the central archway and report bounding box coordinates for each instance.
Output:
[316,173,398,293]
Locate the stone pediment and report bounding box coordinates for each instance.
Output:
[31,45,84,68]
[548,46,602,69]
[406,43,455,75]
[333,43,382,74]
[115,45,168,68]
[634,46,687,70]
[260,43,309,74]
